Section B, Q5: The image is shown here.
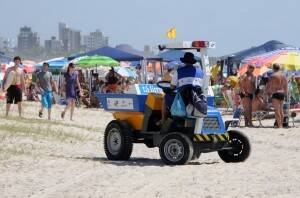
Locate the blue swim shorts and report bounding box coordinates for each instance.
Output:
[41,91,53,109]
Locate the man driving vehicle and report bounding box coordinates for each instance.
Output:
[160,52,204,124]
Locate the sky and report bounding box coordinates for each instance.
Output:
[1,0,300,56]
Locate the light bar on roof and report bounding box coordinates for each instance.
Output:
[158,41,216,51]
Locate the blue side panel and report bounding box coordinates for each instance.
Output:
[201,106,226,134]
[207,96,214,107]
[96,93,147,112]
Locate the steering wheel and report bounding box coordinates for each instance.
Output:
[157,81,172,93]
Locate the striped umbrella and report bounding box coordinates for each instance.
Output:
[239,50,300,76]
[36,57,68,70]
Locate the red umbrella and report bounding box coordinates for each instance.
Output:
[22,60,36,73]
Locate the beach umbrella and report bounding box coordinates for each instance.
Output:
[270,51,300,71]
[22,60,36,73]
[239,50,300,76]
[36,57,68,70]
[114,67,136,78]
[74,55,119,68]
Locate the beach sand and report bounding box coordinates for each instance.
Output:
[0,101,300,198]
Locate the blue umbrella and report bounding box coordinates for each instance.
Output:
[36,57,68,70]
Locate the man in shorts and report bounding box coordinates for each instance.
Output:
[238,65,256,127]
[37,62,57,120]
[3,56,25,117]
[266,63,288,128]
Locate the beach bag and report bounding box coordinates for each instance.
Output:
[171,92,187,117]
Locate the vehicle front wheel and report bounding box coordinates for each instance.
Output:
[104,120,133,160]
[159,133,193,165]
[218,130,251,163]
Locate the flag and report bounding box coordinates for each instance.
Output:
[167,27,176,39]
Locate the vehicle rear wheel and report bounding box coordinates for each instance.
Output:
[159,133,193,165]
[104,120,133,160]
[218,130,251,163]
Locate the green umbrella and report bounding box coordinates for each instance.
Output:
[74,55,119,68]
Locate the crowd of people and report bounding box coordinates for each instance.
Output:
[210,61,300,128]
[0,56,137,120]
[1,54,299,128]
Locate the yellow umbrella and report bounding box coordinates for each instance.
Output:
[271,51,300,71]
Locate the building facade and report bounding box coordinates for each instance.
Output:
[58,23,81,52]
[45,36,62,52]
[83,29,109,51]
[17,26,39,51]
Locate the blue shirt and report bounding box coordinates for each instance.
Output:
[171,65,204,88]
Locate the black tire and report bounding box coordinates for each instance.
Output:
[159,133,194,165]
[104,120,133,160]
[191,145,201,160]
[144,139,155,148]
[218,130,251,163]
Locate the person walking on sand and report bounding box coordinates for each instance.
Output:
[61,63,82,121]
[37,62,57,120]
[2,56,25,117]
[238,65,256,127]
[266,64,288,128]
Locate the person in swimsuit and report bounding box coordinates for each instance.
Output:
[266,64,288,128]
[61,63,82,121]
[2,56,25,117]
[238,65,256,126]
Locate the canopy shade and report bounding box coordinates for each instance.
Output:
[224,40,295,62]
[69,46,144,62]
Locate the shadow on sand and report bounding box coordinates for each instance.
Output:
[73,156,220,167]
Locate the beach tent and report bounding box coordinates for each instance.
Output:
[69,46,144,62]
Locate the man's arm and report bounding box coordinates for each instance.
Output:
[76,74,81,90]
[3,71,13,91]
[36,74,44,93]
[50,75,57,93]
[237,76,244,93]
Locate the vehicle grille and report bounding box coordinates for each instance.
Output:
[203,117,220,130]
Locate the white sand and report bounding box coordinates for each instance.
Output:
[0,101,300,198]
